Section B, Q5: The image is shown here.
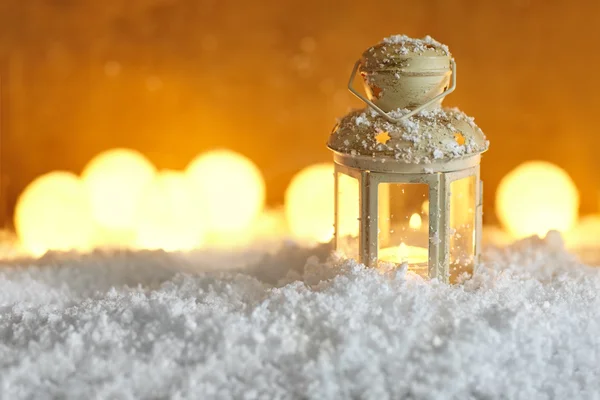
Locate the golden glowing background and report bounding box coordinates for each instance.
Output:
[1,0,600,226]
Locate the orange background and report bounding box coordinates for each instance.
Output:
[1,0,599,225]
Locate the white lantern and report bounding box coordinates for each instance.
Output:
[328,35,489,283]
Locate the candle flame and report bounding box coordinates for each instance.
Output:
[409,213,422,230]
[397,242,408,262]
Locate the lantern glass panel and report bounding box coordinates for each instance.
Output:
[377,182,429,276]
[335,172,359,259]
[449,175,477,280]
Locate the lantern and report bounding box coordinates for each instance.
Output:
[328,35,489,283]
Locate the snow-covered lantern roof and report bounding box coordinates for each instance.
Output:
[328,35,489,283]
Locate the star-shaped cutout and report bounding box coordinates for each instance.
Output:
[375,131,391,145]
[371,85,383,99]
[454,132,465,146]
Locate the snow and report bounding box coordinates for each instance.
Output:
[1,235,600,399]
[382,35,450,56]
[329,107,488,164]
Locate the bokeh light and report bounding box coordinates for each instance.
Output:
[409,213,422,230]
[285,163,358,243]
[496,161,579,239]
[186,149,266,236]
[82,148,156,231]
[253,207,289,241]
[15,171,95,256]
[421,200,430,215]
[134,170,204,251]
[565,214,600,249]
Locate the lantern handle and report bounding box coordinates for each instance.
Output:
[347,58,456,124]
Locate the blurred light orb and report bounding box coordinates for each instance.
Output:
[409,213,422,230]
[496,161,579,239]
[565,214,600,249]
[186,149,265,234]
[82,148,156,230]
[134,170,204,251]
[253,207,289,241]
[421,199,430,215]
[15,171,95,256]
[285,163,358,243]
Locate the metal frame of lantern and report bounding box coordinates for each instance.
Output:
[332,152,482,282]
[328,35,488,284]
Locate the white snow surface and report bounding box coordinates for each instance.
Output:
[1,234,600,399]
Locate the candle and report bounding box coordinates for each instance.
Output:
[379,242,429,264]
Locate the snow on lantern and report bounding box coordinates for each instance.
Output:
[328,35,489,283]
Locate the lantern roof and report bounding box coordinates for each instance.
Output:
[360,35,451,73]
[327,106,489,164]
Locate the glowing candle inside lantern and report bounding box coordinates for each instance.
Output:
[379,242,429,264]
